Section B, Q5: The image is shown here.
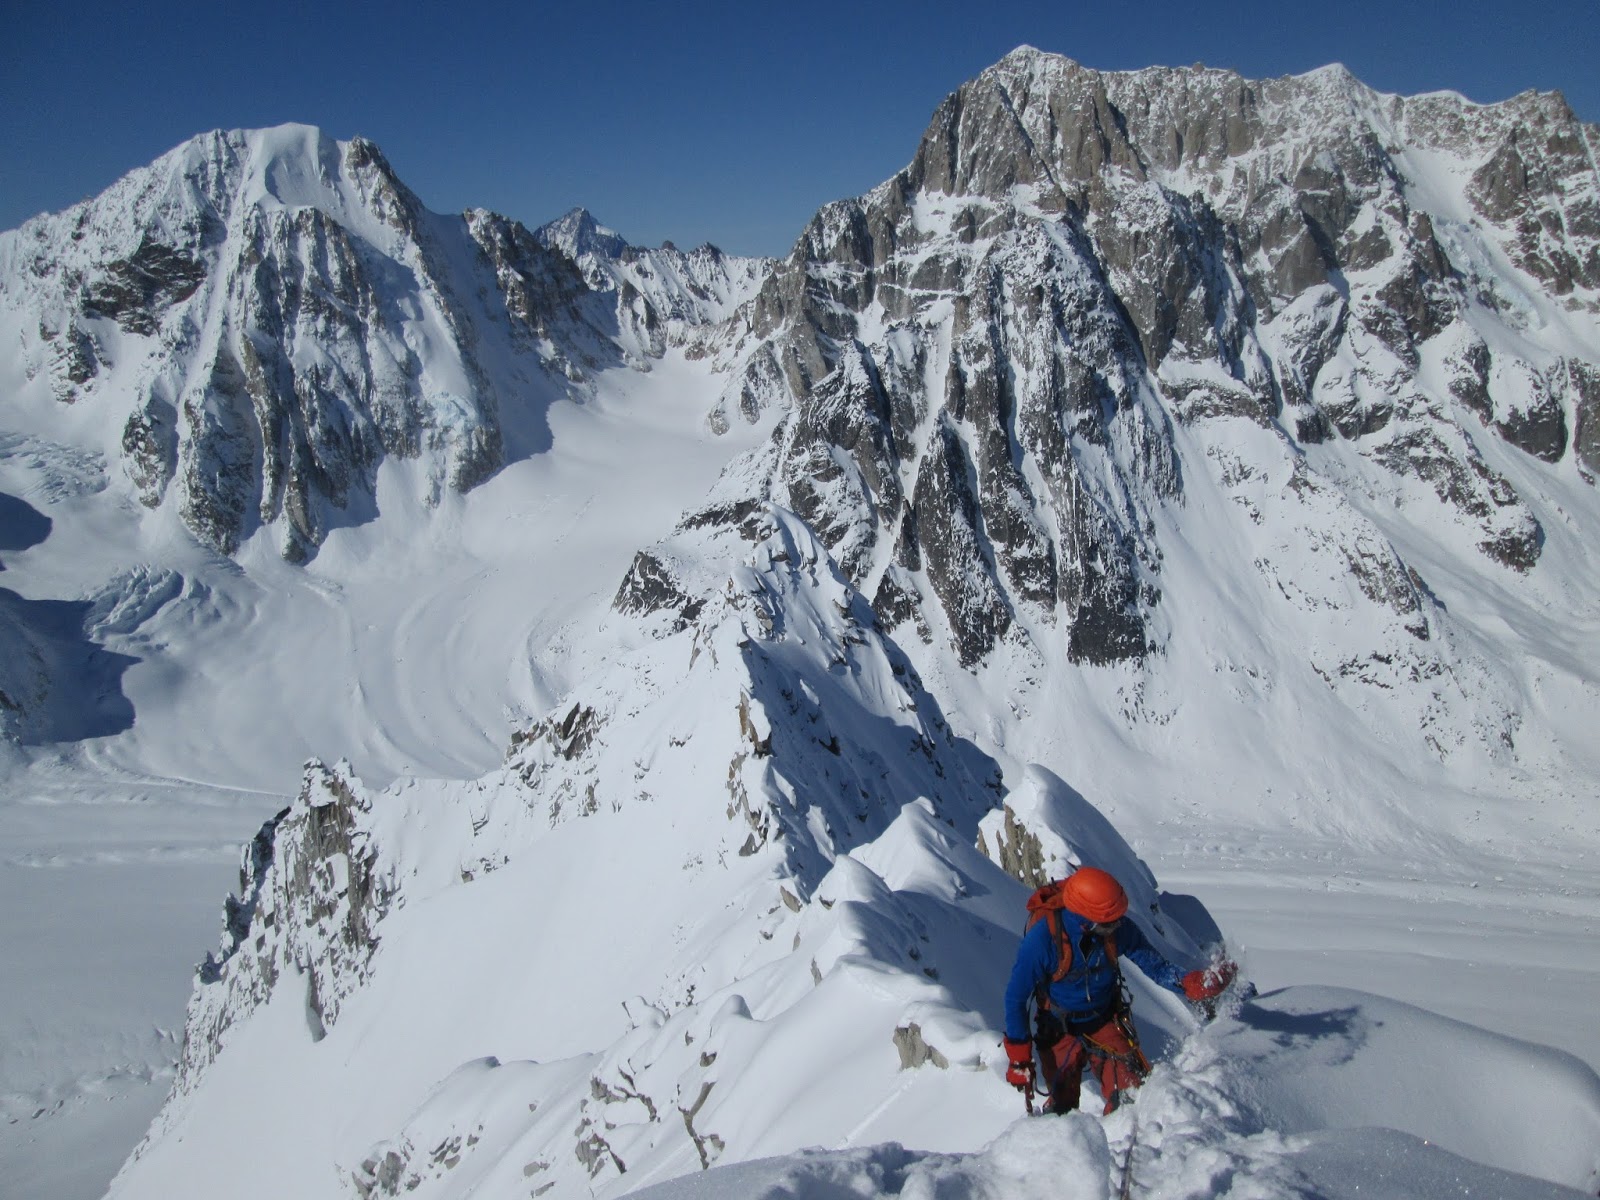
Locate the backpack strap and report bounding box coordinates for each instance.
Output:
[1026,878,1122,1008]
[1046,909,1074,983]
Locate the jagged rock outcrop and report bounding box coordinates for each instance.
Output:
[178,760,394,1089]
[504,504,1003,883]
[464,208,608,373]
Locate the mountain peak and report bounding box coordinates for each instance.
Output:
[995,44,1053,66]
[985,44,1085,82]
[535,206,631,261]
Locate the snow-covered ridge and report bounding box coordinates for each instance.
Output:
[113,508,1057,1196]
[107,492,1600,1199]
[623,985,1600,1200]
[111,501,1600,1199]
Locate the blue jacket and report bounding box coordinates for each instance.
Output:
[1003,907,1185,1042]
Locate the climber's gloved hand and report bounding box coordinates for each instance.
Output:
[1002,1037,1033,1090]
[1182,959,1237,1002]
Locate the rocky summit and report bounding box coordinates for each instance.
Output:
[709,47,1599,671]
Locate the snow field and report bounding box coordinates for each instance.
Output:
[0,785,258,1199]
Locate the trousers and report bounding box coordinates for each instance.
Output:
[1036,1010,1146,1115]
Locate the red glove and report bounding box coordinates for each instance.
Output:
[1002,1038,1033,1089]
[1182,959,1237,1001]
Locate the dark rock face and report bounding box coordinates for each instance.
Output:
[467,208,615,378]
[81,238,208,334]
[613,550,691,616]
[121,397,179,507]
[782,344,903,583]
[36,313,102,402]
[1445,336,1494,424]
[1495,388,1568,464]
[906,420,1012,666]
[176,345,263,556]
[1484,358,1567,463]
[724,146,1187,665]
[610,550,707,634]
[1465,99,1600,297]
[1562,359,1600,479]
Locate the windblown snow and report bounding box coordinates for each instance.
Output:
[2,47,1600,1200]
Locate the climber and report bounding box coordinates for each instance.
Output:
[1001,866,1235,1115]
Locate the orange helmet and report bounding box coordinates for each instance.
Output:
[1062,867,1128,923]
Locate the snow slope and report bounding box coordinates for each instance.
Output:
[627,985,1600,1199]
[0,317,776,1194]
[98,504,1600,1200]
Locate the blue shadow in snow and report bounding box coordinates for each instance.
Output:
[1157,890,1225,947]
[1236,992,1365,1050]
[0,587,138,742]
[0,492,52,560]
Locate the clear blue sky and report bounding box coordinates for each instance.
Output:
[4,0,1596,257]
